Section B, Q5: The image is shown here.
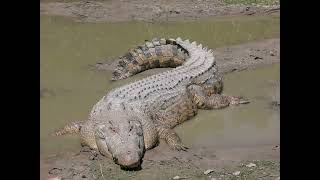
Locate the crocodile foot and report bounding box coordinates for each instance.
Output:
[229,96,250,105]
[168,142,189,151]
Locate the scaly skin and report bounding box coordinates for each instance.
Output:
[54,37,249,169]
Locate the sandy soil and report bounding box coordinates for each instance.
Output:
[40,0,280,23]
[41,38,280,180]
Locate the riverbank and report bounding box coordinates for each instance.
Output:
[40,0,279,23]
[42,144,279,180]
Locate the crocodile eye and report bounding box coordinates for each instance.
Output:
[113,156,118,163]
[109,127,118,134]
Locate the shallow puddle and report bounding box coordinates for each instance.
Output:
[176,63,280,148]
[40,15,279,156]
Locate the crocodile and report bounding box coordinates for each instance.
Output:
[54,37,249,169]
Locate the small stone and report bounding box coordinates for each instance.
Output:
[145,42,154,48]
[272,145,280,150]
[48,168,62,175]
[233,171,241,176]
[270,51,275,56]
[173,176,180,180]
[204,169,214,175]
[172,176,188,179]
[47,177,61,180]
[251,55,262,60]
[246,163,257,167]
[160,38,166,45]
[152,41,161,46]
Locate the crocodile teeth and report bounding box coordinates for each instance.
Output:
[184,39,190,43]
[176,37,182,41]
[191,41,197,46]
[203,47,208,51]
[198,44,202,48]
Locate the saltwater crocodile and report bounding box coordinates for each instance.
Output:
[54,37,249,169]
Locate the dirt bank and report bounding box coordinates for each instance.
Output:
[42,144,279,180]
[94,38,280,75]
[40,0,280,23]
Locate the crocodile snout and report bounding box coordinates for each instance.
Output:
[115,151,142,169]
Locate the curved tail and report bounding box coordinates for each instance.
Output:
[52,121,83,136]
[112,37,189,81]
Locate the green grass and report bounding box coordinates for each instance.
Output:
[223,0,279,5]
[41,0,280,5]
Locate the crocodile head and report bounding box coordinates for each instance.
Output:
[95,114,145,169]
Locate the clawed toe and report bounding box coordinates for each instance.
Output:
[170,143,189,151]
[239,97,250,104]
[230,96,250,105]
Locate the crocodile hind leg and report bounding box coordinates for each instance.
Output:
[188,84,249,109]
[53,120,97,149]
[78,121,106,159]
[53,120,100,158]
[78,120,98,150]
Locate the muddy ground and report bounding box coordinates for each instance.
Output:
[42,144,279,180]
[41,38,280,180]
[40,0,280,23]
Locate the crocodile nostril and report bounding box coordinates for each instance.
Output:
[113,157,118,163]
[127,151,131,155]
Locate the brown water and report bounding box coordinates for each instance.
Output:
[176,64,280,148]
[40,15,279,157]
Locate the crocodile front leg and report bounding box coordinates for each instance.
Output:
[152,91,197,151]
[156,125,189,151]
[94,125,112,158]
[188,84,249,109]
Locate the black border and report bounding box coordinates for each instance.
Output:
[2,0,311,179]
[2,0,39,179]
[281,0,319,179]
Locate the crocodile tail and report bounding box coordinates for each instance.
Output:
[52,121,83,136]
[112,37,189,81]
